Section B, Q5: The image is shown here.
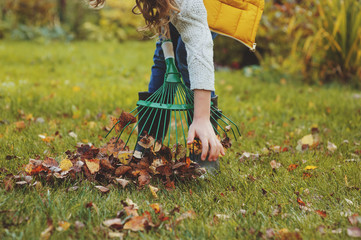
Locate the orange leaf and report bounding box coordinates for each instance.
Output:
[123,216,148,231]
[315,210,327,218]
[287,164,298,172]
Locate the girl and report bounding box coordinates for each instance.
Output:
[90,0,225,167]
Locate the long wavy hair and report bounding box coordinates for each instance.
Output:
[89,0,178,37]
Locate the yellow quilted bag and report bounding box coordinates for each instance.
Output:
[203,0,265,51]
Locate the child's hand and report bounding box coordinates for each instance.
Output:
[187,119,225,161]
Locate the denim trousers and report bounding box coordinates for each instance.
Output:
[148,23,217,97]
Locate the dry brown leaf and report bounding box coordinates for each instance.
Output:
[123,216,149,231]
[115,166,132,176]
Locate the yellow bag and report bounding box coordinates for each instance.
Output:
[203,0,265,51]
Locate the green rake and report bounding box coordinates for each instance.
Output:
[106,40,241,153]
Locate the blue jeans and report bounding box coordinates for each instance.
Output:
[148,23,217,97]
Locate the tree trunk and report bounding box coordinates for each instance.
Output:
[58,0,66,23]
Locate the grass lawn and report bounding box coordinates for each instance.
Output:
[0,40,361,239]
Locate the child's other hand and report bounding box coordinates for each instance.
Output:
[187,119,225,161]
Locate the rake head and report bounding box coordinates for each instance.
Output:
[106,41,241,151]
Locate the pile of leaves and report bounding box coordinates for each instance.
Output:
[6,131,230,192]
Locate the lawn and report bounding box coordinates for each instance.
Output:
[0,40,361,239]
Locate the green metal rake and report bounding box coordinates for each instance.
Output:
[106,40,241,152]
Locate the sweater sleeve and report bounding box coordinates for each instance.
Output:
[171,0,215,91]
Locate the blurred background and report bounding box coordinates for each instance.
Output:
[0,0,360,87]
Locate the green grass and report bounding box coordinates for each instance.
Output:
[1,40,361,239]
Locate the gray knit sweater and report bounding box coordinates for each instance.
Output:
[171,0,215,91]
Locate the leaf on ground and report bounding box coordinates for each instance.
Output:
[315,210,327,218]
[15,121,26,130]
[348,214,361,225]
[59,159,73,171]
[347,227,361,238]
[138,170,151,187]
[116,178,130,188]
[103,218,124,230]
[287,164,298,171]
[123,216,149,231]
[304,166,317,170]
[115,166,132,176]
[150,203,161,214]
[57,221,71,231]
[327,141,337,152]
[95,185,110,193]
[149,185,159,198]
[85,159,100,174]
[117,151,133,165]
[270,160,281,169]
[297,198,306,207]
[301,134,314,145]
[176,210,196,223]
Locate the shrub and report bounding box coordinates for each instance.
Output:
[82,0,145,42]
[301,0,361,85]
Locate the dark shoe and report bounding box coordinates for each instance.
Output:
[134,91,171,159]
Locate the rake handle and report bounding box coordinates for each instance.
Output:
[162,40,175,59]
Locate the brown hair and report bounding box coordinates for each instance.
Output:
[89,0,178,37]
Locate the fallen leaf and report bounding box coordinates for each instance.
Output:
[116,178,130,188]
[304,166,317,170]
[15,121,26,130]
[59,159,73,171]
[315,210,327,218]
[115,166,132,176]
[118,112,137,130]
[270,160,281,169]
[149,185,159,199]
[85,159,100,174]
[348,214,361,225]
[176,210,196,223]
[117,151,133,165]
[57,221,71,231]
[297,198,306,207]
[287,164,299,171]
[150,203,161,214]
[347,227,361,238]
[301,134,314,146]
[95,185,110,193]
[123,216,149,231]
[40,225,53,240]
[327,141,337,152]
[103,218,123,230]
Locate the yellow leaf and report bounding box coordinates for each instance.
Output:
[304,166,317,170]
[150,203,160,213]
[59,159,73,171]
[301,134,314,146]
[85,159,100,174]
[149,185,159,199]
[117,151,133,165]
[58,221,71,231]
[72,86,81,92]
